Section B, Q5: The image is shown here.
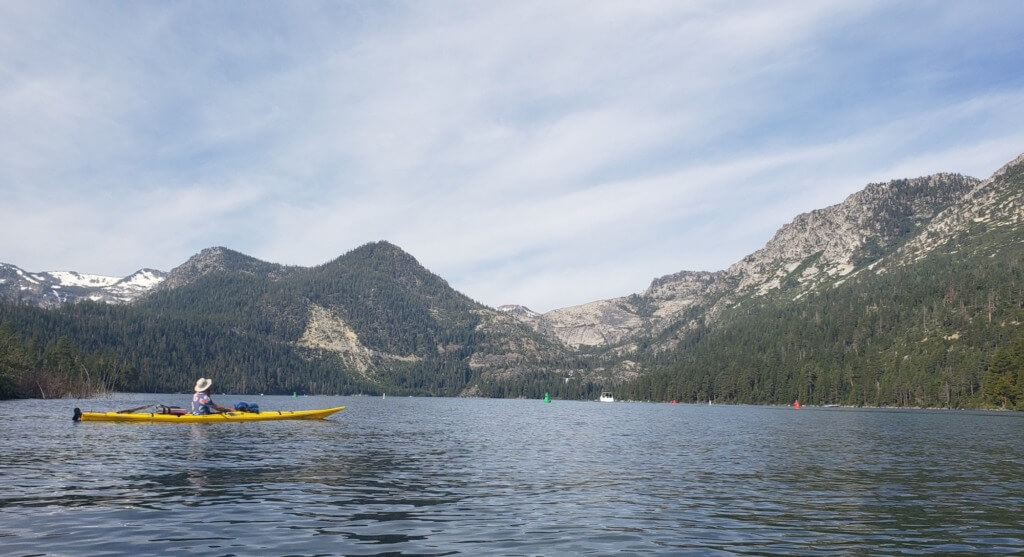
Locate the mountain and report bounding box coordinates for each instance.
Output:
[0,241,587,397]
[157,246,297,290]
[0,264,165,307]
[3,152,1024,407]
[725,173,980,293]
[276,241,577,394]
[0,247,293,308]
[618,154,1024,407]
[500,172,980,354]
[492,157,1024,406]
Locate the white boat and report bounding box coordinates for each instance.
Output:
[599,391,614,403]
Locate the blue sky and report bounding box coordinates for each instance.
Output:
[2,1,1023,312]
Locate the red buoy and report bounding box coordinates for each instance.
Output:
[793,400,801,410]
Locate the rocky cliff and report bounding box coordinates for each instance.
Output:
[500,172,982,357]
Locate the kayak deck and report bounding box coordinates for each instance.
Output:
[73,406,345,423]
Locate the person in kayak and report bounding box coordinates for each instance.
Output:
[191,378,232,414]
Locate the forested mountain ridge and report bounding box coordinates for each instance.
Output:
[2,153,1024,407]
[0,241,589,398]
[624,208,1024,408]
[621,154,1024,408]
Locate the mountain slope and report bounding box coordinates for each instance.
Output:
[283,242,581,394]
[157,246,295,290]
[622,153,1024,407]
[0,241,581,396]
[894,153,1024,265]
[726,173,979,295]
[626,222,1024,407]
[502,172,980,356]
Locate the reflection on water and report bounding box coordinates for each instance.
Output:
[1,395,1023,555]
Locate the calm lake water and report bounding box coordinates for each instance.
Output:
[1,395,1022,556]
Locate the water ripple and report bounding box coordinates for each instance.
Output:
[1,396,1023,555]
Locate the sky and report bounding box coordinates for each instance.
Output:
[2,1,1023,312]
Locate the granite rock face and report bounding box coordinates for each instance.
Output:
[500,172,983,354]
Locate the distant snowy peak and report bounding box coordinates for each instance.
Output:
[47,271,122,288]
[0,245,297,308]
[100,269,168,302]
[497,305,541,319]
[0,263,167,306]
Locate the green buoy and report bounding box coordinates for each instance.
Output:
[543,392,551,403]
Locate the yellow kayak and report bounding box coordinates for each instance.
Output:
[73,406,345,423]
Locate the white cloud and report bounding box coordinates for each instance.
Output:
[1,1,1022,311]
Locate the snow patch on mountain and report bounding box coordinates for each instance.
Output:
[47,271,122,288]
[0,263,167,306]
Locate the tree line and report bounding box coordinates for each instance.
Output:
[620,223,1024,409]
[0,323,135,399]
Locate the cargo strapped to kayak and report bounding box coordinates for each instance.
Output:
[155,405,187,415]
[233,402,260,413]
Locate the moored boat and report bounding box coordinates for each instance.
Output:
[599,391,614,403]
[73,406,345,423]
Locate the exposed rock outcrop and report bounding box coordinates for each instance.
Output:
[500,172,982,355]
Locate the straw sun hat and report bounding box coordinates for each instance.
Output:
[194,377,213,393]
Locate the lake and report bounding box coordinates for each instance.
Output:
[1,394,1022,555]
